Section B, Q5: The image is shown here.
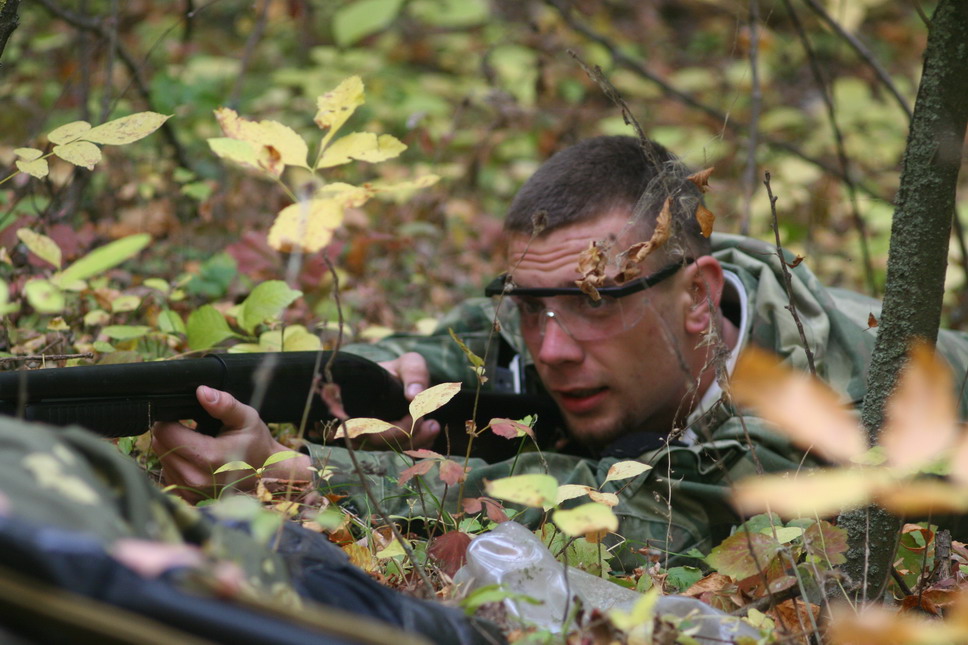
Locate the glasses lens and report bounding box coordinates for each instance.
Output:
[496,292,650,342]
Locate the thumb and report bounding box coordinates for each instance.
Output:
[196,386,260,432]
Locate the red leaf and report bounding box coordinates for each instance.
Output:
[403,449,444,460]
[398,459,435,486]
[438,459,466,486]
[489,418,535,441]
[428,531,472,577]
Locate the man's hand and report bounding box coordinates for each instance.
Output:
[334,352,441,451]
[152,385,312,502]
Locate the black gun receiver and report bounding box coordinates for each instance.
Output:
[0,352,562,457]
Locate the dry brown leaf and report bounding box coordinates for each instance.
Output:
[880,342,959,470]
[650,197,672,249]
[695,203,715,237]
[731,347,868,464]
[575,240,607,300]
[867,312,879,329]
[876,479,968,515]
[732,469,889,518]
[686,167,715,193]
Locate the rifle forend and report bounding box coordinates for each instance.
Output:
[0,352,407,437]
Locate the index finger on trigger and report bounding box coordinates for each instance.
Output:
[397,352,430,400]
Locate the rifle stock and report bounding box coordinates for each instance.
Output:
[0,352,562,458]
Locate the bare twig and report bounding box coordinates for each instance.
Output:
[546,0,885,202]
[763,172,817,376]
[99,0,119,123]
[227,0,272,109]
[0,352,94,366]
[740,0,762,236]
[782,0,877,294]
[801,0,913,119]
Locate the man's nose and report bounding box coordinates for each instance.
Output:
[536,313,583,365]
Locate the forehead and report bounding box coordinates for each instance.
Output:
[506,211,646,279]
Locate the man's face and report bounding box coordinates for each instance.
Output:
[506,211,695,449]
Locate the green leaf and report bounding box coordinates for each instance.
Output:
[111,294,141,313]
[16,229,62,268]
[705,530,783,579]
[665,566,703,593]
[187,305,237,351]
[53,141,102,169]
[448,327,484,368]
[52,234,151,288]
[82,112,170,145]
[552,502,618,537]
[157,309,186,335]
[411,0,488,27]
[47,121,92,144]
[262,450,300,469]
[214,460,256,474]
[23,279,64,313]
[460,584,542,615]
[332,0,403,47]
[102,325,152,340]
[238,280,302,334]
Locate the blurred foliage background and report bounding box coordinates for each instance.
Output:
[2,0,964,361]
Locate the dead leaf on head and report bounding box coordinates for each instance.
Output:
[686,167,715,193]
[575,240,607,300]
[695,203,715,238]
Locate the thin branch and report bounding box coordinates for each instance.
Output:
[546,0,885,203]
[782,0,877,295]
[34,0,194,172]
[0,352,94,366]
[740,0,762,236]
[227,0,272,110]
[764,172,817,376]
[801,0,913,119]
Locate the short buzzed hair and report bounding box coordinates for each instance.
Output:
[504,136,710,258]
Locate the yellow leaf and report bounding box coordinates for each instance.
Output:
[334,417,400,439]
[731,469,889,519]
[15,157,49,179]
[485,473,558,508]
[315,182,374,208]
[730,347,868,464]
[214,108,309,171]
[587,490,619,507]
[604,460,652,484]
[409,382,461,421]
[267,199,344,253]
[556,484,593,505]
[880,342,959,471]
[342,543,379,573]
[82,112,170,145]
[53,141,102,170]
[375,538,408,559]
[316,132,406,169]
[47,121,92,144]
[16,229,62,269]
[47,316,69,331]
[314,76,365,138]
[14,147,43,161]
[552,502,619,537]
[695,203,715,237]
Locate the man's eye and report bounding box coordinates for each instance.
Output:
[578,295,617,314]
[516,298,544,316]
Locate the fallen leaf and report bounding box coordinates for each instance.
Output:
[867,313,879,329]
[705,530,783,580]
[428,531,472,577]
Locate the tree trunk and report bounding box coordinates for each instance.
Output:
[0,0,21,64]
[840,0,968,600]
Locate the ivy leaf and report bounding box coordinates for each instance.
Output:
[409,382,461,421]
[82,112,170,145]
[47,121,92,144]
[53,141,101,170]
[186,305,237,351]
[316,132,406,169]
[552,502,618,537]
[16,229,62,269]
[705,530,783,579]
[238,280,303,335]
[52,234,151,289]
[485,473,557,508]
[604,460,652,484]
[267,199,344,253]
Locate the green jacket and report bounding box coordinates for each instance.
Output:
[313,233,968,569]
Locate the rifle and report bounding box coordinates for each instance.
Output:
[0,352,562,458]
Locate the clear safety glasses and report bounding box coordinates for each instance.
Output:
[484,259,692,342]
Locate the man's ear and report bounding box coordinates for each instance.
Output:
[684,256,725,335]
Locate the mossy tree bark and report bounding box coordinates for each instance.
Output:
[840,0,968,600]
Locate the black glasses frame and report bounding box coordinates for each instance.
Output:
[484,258,694,299]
